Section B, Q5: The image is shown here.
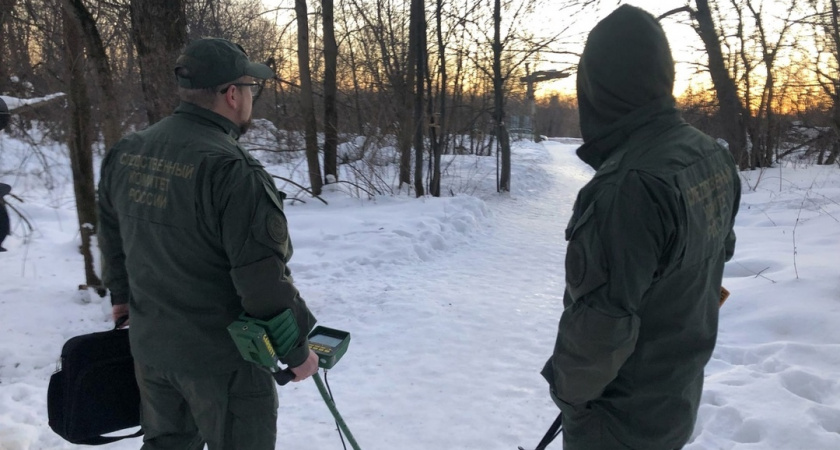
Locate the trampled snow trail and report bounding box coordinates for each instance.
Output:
[5,136,838,449]
[278,141,593,450]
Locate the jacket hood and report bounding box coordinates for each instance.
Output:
[577,5,675,145]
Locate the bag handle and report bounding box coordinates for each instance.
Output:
[114,315,129,330]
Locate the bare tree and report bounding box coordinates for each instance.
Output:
[346,0,414,187]
[744,0,796,167]
[0,0,17,94]
[62,0,122,150]
[295,0,322,195]
[337,0,366,136]
[410,0,425,197]
[428,0,445,197]
[322,0,338,184]
[808,0,840,164]
[62,2,102,292]
[492,0,512,192]
[692,0,749,167]
[129,0,187,125]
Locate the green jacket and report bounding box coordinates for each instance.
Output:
[541,6,741,449]
[98,102,316,374]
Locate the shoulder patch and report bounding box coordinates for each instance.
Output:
[563,200,609,303]
[267,213,288,244]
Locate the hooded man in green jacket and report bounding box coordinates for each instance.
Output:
[98,38,319,449]
[540,5,741,449]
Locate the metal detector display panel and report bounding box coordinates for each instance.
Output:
[308,326,350,369]
[311,334,343,348]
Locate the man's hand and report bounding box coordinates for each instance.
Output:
[112,304,130,328]
[290,349,319,382]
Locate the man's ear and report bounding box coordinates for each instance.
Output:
[223,87,240,110]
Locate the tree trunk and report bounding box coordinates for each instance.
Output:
[493,0,511,192]
[129,0,186,125]
[693,0,748,168]
[323,0,338,184]
[63,0,121,150]
[825,0,840,165]
[411,0,425,197]
[0,0,17,94]
[398,2,414,190]
[428,0,445,197]
[345,34,365,136]
[353,0,412,188]
[825,140,840,165]
[296,0,322,196]
[63,6,102,292]
[397,103,413,189]
[829,92,840,165]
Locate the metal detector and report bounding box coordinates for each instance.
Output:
[228,318,361,450]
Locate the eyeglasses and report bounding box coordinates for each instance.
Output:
[219,82,262,96]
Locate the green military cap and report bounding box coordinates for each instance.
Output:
[174,38,274,89]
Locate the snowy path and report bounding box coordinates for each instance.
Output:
[280,140,840,450]
[4,136,839,449]
[279,141,590,450]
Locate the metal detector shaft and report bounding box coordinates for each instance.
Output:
[518,412,562,450]
[313,372,361,450]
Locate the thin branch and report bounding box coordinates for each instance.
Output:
[269,174,329,205]
[657,6,694,21]
[335,179,376,198]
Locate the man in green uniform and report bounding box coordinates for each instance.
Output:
[98,38,319,449]
[540,6,741,449]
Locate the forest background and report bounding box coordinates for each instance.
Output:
[0,0,839,291]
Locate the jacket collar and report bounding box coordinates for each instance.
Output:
[174,101,241,140]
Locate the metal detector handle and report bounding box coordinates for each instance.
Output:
[272,368,296,386]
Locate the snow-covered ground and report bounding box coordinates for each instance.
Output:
[1,123,839,449]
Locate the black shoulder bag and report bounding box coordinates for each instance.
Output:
[47,316,144,445]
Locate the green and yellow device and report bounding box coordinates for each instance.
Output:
[228,310,299,359]
[227,313,352,374]
[228,322,278,368]
[308,326,351,369]
[227,310,300,384]
[228,313,361,450]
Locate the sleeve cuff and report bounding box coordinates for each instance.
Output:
[281,339,311,368]
[110,291,129,306]
[550,389,585,413]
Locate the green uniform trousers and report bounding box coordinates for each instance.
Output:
[135,362,278,450]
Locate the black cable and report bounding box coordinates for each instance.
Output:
[323,369,347,450]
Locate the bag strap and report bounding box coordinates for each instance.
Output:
[114,315,129,330]
[78,429,144,445]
